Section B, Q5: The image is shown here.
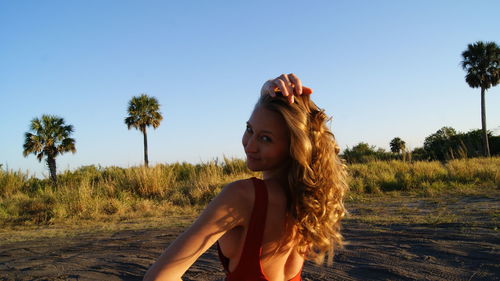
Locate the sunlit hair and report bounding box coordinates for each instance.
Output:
[256,93,348,265]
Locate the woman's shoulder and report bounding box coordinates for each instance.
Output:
[224,178,287,208]
[209,178,258,223]
[215,178,257,207]
[222,177,255,198]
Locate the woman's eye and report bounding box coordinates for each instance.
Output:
[246,126,252,133]
[261,136,271,142]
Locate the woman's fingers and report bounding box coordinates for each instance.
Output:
[261,80,276,97]
[302,86,312,95]
[274,78,291,98]
[262,73,311,103]
[288,73,302,96]
[279,74,296,98]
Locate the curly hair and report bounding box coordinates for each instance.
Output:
[256,93,348,265]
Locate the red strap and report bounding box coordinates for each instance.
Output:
[227,177,268,279]
[242,177,268,260]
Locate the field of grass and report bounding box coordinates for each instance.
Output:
[347,157,499,196]
[0,157,498,228]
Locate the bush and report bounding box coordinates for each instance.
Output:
[0,169,29,197]
[18,194,56,224]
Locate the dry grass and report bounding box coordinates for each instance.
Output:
[347,157,499,194]
[0,157,498,227]
[0,158,256,227]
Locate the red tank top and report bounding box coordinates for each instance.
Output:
[217,177,303,281]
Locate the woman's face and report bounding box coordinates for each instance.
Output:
[242,106,290,172]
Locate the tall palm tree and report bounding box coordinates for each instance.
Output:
[23,115,76,184]
[461,41,500,157]
[125,94,163,167]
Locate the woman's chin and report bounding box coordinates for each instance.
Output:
[246,161,263,171]
[247,165,262,172]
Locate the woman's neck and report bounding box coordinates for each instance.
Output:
[263,165,288,183]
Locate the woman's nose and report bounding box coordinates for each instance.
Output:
[245,136,258,153]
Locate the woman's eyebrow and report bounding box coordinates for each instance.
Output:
[246,122,274,135]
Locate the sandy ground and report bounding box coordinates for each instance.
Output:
[1,194,498,281]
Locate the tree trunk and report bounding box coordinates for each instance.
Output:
[143,127,149,167]
[46,156,57,185]
[480,87,491,157]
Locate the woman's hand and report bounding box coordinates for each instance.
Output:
[260,73,312,104]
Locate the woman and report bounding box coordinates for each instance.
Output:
[144,74,348,281]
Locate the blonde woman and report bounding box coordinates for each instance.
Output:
[144,74,348,281]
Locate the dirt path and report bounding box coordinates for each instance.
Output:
[1,194,498,281]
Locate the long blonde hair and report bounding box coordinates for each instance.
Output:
[256,93,348,265]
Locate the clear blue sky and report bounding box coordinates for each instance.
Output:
[1,0,499,178]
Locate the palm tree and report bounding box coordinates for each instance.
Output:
[461,41,500,157]
[23,115,76,184]
[390,137,407,161]
[125,94,163,167]
[389,137,406,154]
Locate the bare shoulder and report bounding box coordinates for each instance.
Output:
[217,178,255,209]
[222,178,254,195]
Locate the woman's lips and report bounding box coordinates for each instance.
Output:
[246,154,260,161]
